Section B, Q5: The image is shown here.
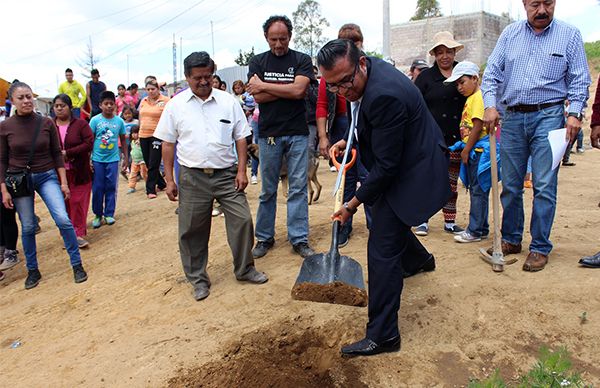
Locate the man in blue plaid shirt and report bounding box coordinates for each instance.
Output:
[481,0,591,272]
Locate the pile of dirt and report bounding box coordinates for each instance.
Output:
[291,281,368,307]
[167,317,367,388]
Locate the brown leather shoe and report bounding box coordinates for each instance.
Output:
[522,252,548,272]
[486,241,522,256]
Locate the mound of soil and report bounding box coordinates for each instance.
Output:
[291,282,368,307]
[167,318,367,388]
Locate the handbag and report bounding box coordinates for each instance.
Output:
[5,116,43,198]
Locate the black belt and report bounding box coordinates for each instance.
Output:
[506,101,563,113]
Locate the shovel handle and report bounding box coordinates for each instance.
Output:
[329,148,357,172]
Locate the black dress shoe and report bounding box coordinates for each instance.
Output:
[341,335,401,357]
[403,254,436,278]
[579,252,600,268]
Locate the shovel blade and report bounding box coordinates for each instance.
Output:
[291,253,367,307]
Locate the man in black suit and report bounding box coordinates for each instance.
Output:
[319,39,451,357]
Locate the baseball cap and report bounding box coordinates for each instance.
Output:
[410,59,429,71]
[443,61,480,85]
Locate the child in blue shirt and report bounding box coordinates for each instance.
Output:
[89,91,129,228]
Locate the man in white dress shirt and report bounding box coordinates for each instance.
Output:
[155,51,268,301]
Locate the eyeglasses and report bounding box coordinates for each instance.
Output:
[325,64,358,93]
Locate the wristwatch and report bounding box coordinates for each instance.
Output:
[343,202,357,214]
[568,112,583,121]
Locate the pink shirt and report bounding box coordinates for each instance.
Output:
[58,124,71,169]
[116,95,134,115]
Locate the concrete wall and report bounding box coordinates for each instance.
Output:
[390,11,511,71]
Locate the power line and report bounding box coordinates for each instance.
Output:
[101,0,207,61]
[10,0,170,63]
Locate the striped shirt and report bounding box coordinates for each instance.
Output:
[481,19,591,115]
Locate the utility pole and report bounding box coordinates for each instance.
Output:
[173,33,177,88]
[211,21,215,57]
[382,0,390,60]
[180,37,183,82]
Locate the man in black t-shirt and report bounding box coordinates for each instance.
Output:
[247,15,315,259]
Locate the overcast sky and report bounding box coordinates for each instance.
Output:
[1,0,598,97]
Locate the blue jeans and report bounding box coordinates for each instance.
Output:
[13,169,81,270]
[255,135,309,245]
[92,161,119,218]
[466,152,489,238]
[500,105,565,255]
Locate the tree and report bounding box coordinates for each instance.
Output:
[292,0,330,60]
[76,36,100,79]
[365,50,384,59]
[410,0,442,21]
[234,47,255,66]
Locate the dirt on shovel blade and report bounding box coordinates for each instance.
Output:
[291,281,368,307]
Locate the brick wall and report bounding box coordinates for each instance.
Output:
[391,11,511,70]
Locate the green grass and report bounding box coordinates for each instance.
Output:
[468,346,591,388]
[585,41,600,59]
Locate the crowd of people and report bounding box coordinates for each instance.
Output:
[0,0,599,357]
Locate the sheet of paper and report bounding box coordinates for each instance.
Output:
[548,128,569,170]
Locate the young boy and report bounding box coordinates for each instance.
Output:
[89,91,129,228]
[443,61,490,243]
[127,126,147,193]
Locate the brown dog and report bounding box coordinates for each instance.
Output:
[247,144,322,205]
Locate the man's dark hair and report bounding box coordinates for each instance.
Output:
[53,93,73,109]
[263,15,293,36]
[8,81,32,100]
[91,69,99,76]
[99,90,116,103]
[317,39,361,70]
[65,68,73,73]
[184,51,215,76]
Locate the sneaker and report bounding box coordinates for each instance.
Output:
[105,217,116,225]
[338,225,352,248]
[251,175,258,185]
[329,166,337,172]
[292,242,316,258]
[127,188,136,194]
[92,216,103,229]
[0,249,19,270]
[454,231,482,243]
[252,238,275,259]
[444,224,465,234]
[576,148,585,154]
[73,264,88,283]
[24,269,42,289]
[414,223,429,236]
[77,237,89,249]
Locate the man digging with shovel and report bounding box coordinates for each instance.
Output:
[318,39,451,357]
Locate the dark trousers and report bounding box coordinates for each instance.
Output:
[0,201,18,250]
[178,166,255,289]
[140,136,166,195]
[366,196,431,343]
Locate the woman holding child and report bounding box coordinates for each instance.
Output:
[414,31,467,237]
[138,79,169,199]
[53,94,94,249]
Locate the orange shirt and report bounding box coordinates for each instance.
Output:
[138,94,170,138]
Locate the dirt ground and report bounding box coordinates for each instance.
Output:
[1,144,599,387]
[2,80,600,387]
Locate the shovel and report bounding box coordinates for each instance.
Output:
[291,147,367,307]
[479,127,517,271]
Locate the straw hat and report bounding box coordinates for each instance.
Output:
[428,31,464,55]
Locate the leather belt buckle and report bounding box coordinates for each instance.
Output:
[202,168,215,176]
